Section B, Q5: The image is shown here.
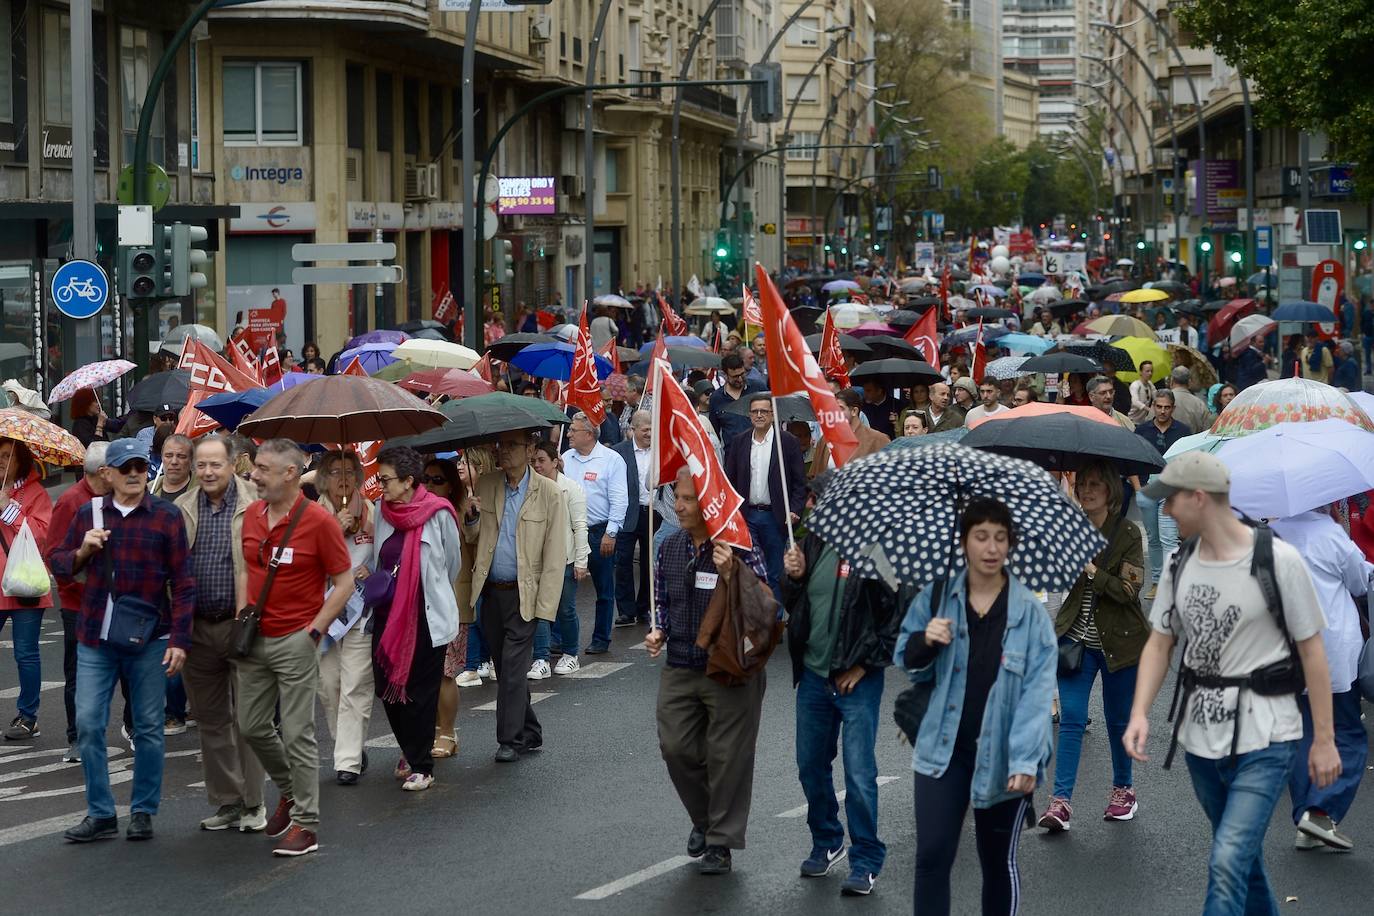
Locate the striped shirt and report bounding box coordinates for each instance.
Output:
[1065,587,1102,650]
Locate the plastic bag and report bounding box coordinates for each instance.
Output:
[1,519,51,599]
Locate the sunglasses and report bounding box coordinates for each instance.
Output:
[117,460,149,475]
[157,413,179,422]
[422,475,448,486]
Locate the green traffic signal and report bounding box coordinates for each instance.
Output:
[1229,251,1242,264]
[1136,239,1145,250]
[714,246,729,258]
[1355,238,1368,251]
[1199,239,1213,253]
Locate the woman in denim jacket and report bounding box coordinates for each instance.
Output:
[894,497,1057,915]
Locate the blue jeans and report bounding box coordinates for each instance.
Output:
[76,639,170,819]
[586,522,617,649]
[1135,491,1179,584]
[653,515,679,560]
[1289,690,1368,825]
[165,672,187,720]
[465,596,490,671]
[555,565,579,656]
[1053,645,1137,799]
[614,507,651,622]
[1186,740,1298,916]
[743,507,786,604]
[0,609,44,720]
[795,668,887,875]
[533,620,551,663]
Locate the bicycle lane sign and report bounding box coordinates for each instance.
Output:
[50,259,110,320]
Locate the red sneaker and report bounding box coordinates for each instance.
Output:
[272,824,318,857]
[1104,786,1138,821]
[265,796,294,838]
[1038,796,1072,832]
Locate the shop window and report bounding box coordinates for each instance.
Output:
[223,61,303,145]
[42,8,72,124]
[0,1,13,123]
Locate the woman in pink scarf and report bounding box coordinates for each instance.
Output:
[369,446,462,792]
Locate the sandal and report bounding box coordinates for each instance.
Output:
[431,733,458,759]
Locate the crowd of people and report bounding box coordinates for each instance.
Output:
[0,251,1371,915]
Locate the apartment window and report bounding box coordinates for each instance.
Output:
[224,61,303,145]
[786,132,820,160]
[628,20,641,70]
[403,77,419,156]
[42,8,73,124]
[0,2,13,123]
[345,65,365,149]
[605,148,626,193]
[428,83,444,159]
[785,74,818,104]
[787,16,819,47]
[120,27,164,163]
[376,72,393,152]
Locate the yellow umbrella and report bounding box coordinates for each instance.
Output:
[392,338,481,370]
[1085,315,1158,339]
[1120,287,1169,304]
[1111,337,1171,383]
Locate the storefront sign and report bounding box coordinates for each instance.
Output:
[346,201,378,231]
[229,201,317,234]
[430,201,461,229]
[377,203,404,232]
[1314,164,1356,199]
[497,176,556,215]
[229,164,306,185]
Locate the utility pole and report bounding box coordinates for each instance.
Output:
[460,0,483,352]
[71,0,95,261]
[583,0,615,305]
[669,0,726,305]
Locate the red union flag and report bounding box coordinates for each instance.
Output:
[754,264,858,467]
[339,356,383,500]
[742,288,764,326]
[649,365,751,550]
[178,337,261,395]
[229,335,263,385]
[174,389,219,439]
[971,318,988,383]
[259,346,283,386]
[658,292,688,336]
[817,309,850,388]
[433,287,457,324]
[598,336,622,375]
[566,304,605,424]
[903,306,941,370]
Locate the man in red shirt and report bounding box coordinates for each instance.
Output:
[238,439,353,857]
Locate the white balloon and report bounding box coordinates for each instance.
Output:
[990,256,1011,276]
[991,244,1010,260]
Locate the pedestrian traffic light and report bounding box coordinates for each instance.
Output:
[168,223,210,297]
[712,229,731,273]
[119,224,164,299]
[1353,237,1367,251]
[492,239,514,284]
[1136,239,1146,250]
[749,62,783,123]
[1199,238,1213,253]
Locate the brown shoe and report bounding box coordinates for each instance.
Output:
[265,797,294,838]
[271,824,318,857]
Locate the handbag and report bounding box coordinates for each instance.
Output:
[361,563,399,609]
[893,579,946,744]
[232,500,308,658]
[95,499,162,653]
[1057,639,1085,677]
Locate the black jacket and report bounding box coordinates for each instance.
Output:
[724,426,807,532]
[610,439,645,534]
[783,532,903,686]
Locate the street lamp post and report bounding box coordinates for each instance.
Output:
[582,0,618,306]
[779,32,846,271]
[806,61,878,269]
[1075,79,1159,276]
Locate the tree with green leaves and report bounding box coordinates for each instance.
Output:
[1178,0,1374,194]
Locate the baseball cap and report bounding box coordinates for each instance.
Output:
[105,438,150,469]
[1140,452,1230,501]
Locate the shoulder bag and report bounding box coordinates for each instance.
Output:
[232,500,309,658]
[95,498,164,653]
[893,579,946,744]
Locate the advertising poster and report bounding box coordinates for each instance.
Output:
[226,284,304,356]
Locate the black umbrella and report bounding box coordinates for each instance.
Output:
[627,347,722,374]
[1061,340,1135,372]
[962,413,1165,477]
[1149,280,1190,296]
[849,358,943,388]
[388,392,563,451]
[128,369,192,412]
[1201,299,1230,313]
[1169,299,1206,316]
[1046,298,1090,317]
[884,309,923,329]
[1097,279,1135,295]
[789,305,824,334]
[803,333,871,355]
[865,337,925,361]
[1018,352,1103,375]
[807,443,1106,591]
[725,393,816,423]
[966,307,1016,321]
[947,269,971,281]
[907,296,942,309]
[486,332,556,363]
[393,319,454,340]
[409,328,450,342]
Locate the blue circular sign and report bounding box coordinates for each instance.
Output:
[50,259,110,319]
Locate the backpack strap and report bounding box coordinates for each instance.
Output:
[1248,522,1295,654]
[1161,535,1200,770]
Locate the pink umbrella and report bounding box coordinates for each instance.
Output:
[48,359,137,403]
[847,321,900,338]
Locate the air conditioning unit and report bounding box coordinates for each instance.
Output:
[557,193,573,213]
[403,163,438,201]
[560,174,584,197]
[530,17,552,43]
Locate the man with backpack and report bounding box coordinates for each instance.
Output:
[1123,452,1342,914]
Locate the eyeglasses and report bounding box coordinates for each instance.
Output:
[422,475,448,486]
[748,408,772,416]
[375,474,399,486]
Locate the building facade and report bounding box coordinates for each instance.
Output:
[1001,0,1107,138]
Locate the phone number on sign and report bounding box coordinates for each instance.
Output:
[499,195,556,208]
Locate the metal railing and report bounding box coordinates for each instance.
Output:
[628,70,661,100]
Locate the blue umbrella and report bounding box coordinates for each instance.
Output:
[346,329,409,349]
[511,342,614,381]
[997,332,1056,355]
[970,284,1006,298]
[271,372,323,393]
[338,341,400,374]
[943,324,1011,348]
[638,336,707,354]
[1017,273,1047,287]
[1271,301,1336,323]
[196,388,274,431]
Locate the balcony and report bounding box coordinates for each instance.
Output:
[628,70,662,101]
[681,83,737,119]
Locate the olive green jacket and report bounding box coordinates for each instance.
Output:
[1055,515,1148,672]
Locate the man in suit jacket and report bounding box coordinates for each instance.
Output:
[922,381,965,434]
[611,410,653,627]
[460,429,567,763]
[809,388,890,475]
[723,393,807,603]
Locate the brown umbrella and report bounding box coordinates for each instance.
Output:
[1166,342,1219,388]
[237,375,446,444]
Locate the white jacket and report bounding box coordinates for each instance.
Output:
[371,505,463,648]
[554,472,590,569]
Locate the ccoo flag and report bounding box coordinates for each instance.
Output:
[754,263,858,467]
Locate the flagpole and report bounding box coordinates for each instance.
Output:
[646,495,658,636]
[770,394,795,549]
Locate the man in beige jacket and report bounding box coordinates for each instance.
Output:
[461,429,567,762]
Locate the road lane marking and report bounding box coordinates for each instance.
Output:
[775,776,902,818]
[574,856,696,900]
[472,691,556,712]
[0,680,63,700]
[0,805,131,847]
[563,662,632,679]
[364,734,400,749]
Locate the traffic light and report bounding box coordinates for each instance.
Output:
[1353,237,1367,251]
[712,229,731,273]
[168,223,210,297]
[1136,239,1146,250]
[119,224,164,299]
[1199,238,1213,253]
[749,62,782,123]
[492,239,514,283]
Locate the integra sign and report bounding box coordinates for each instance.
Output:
[231,164,306,184]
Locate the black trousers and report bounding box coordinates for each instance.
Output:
[480,585,541,749]
[913,750,1030,916]
[615,506,652,622]
[372,602,447,776]
[62,610,79,743]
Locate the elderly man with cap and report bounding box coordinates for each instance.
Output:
[50,438,196,843]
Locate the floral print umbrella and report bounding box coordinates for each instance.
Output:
[1210,377,1374,437]
[47,359,137,403]
[0,408,87,467]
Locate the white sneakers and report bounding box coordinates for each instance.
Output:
[455,670,483,688]
[476,661,497,680]
[527,659,552,680]
[553,655,580,676]
[401,773,434,792]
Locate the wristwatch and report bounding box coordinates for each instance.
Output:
[308,627,322,644]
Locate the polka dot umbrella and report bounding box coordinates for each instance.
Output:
[806,443,1105,592]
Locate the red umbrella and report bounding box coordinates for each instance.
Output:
[1207,298,1258,344]
[397,369,495,400]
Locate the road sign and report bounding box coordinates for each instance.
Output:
[292,266,404,285]
[292,242,397,261]
[50,259,109,319]
[116,163,172,210]
[760,222,777,236]
[1255,226,1272,267]
[930,213,945,233]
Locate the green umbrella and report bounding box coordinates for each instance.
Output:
[388,392,565,451]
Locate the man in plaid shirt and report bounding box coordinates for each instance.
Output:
[49,438,195,844]
[645,467,769,877]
